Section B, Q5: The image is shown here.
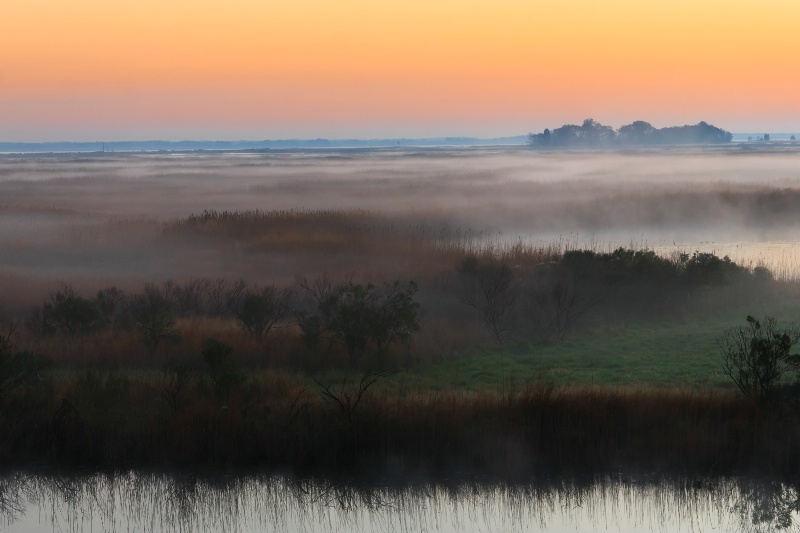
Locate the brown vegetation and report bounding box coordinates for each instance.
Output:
[1,373,797,478]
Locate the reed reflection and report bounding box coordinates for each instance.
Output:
[2,473,800,532]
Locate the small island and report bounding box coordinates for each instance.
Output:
[528,119,733,148]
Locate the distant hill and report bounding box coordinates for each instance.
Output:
[0,136,528,154]
[527,119,733,148]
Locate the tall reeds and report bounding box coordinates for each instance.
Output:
[2,376,797,478]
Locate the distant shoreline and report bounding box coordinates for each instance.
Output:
[0,136,530,154]
[1,140,799,157]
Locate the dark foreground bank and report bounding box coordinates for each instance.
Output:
[1,376,798,479]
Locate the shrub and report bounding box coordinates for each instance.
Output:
[128,284,181,355]
[320,281,420,363]
[229,285,292,342]
[297,278,420,364]
[94,286,127,330]
[720,316,800,402]
[457,256,516,342]
[0,323,49,398]
[45,285,101,335]
[202,339,242,402]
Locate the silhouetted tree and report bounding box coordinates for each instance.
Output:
[229,285,292,342]
[528,119,732,148]
[128,284,181,355]
[45,285,101,335]
[458,257,517,342]
[720,316,800,402]
[320,281,420,362]
[95,286,127,330]
[618,120,656,144]
[202,338,242,402]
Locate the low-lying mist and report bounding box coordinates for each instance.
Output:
[2,146,800,308]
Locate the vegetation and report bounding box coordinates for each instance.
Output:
[720,316,800,402]
[527,118,733,148]
[1,208,799,476]
[458,256,517,342]
[1,372,799,478]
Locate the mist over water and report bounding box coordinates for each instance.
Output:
[2,146,800,307]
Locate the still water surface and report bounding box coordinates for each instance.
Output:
[2,473,799,532]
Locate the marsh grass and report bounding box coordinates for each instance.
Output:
[2,376,798,478]
[164,209,563,282]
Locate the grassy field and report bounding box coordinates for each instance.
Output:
[407,318,753,390]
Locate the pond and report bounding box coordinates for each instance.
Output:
[2,472,798,532]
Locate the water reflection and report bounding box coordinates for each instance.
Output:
[1,472,799,532]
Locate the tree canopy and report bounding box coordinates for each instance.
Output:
[528,119,733,148]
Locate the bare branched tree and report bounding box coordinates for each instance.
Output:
[529,275,599,343]
[229,285,293,342]
[129,283,181,355]
[312,369,397,423]
[457,256,517,342]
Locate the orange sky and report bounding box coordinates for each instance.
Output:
[1,0,798,140]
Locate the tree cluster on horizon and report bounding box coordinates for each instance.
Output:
[528,119,733,148]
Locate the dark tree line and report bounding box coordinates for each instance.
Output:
[458,249,773,343]
[20,277,421,365]
[528,119,733,148]
[5,248,777,362]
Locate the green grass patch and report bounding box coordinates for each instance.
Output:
[396,309,800,391]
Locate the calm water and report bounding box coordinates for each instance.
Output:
[2,473,799,532]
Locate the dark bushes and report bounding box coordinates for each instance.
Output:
[0,323,49,399]
[202,339,242,402]
[297,278,420,365]
[229,285,292,342]
[720,316,800,402]
[128,284,181,355]
[457,257,517,342]
[457,248,769,343]
[44,285,102,336]
[9,247,777,362]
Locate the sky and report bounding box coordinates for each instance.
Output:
[2,0,798,141]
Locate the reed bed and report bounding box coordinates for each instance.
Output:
[165,208,800,282]
[1,376,797,479]
[164,209,564,282]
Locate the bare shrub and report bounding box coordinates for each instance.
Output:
[457,256,517,342]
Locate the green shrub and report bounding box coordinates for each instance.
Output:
[720,316,800,402]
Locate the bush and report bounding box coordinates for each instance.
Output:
[202,339,242,402]
[320,281,420,363]
[45,285,101,336]
[720,316,800,402]
[0,323,49,398]
[457,257,516,342]
[297,278,420,364]
[128,284,181,355]
[230,285,292,342]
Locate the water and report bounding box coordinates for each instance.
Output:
[2,473,798,532]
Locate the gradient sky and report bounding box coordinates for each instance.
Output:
[2,0,798,141]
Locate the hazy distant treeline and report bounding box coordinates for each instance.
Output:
[0,135,529,154]
[528,119,733,148]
